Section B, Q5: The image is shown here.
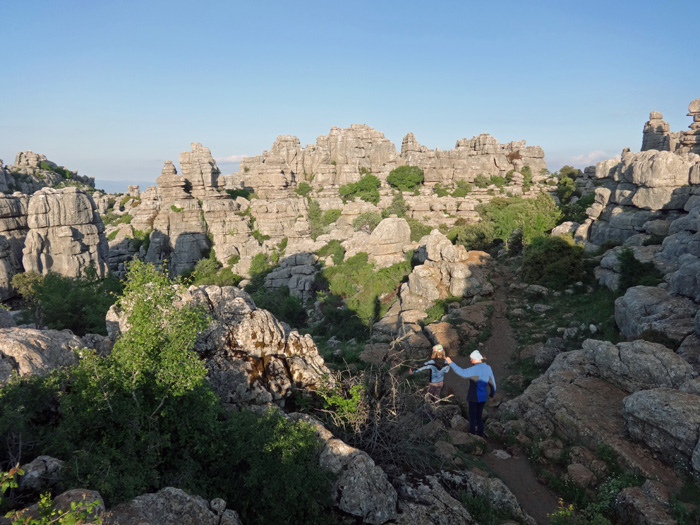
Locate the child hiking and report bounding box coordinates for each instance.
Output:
[410,344,450,402]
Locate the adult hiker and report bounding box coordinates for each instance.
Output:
[409,344,450,402]
[445,350,496,436]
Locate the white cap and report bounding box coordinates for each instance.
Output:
[470,350,484,361]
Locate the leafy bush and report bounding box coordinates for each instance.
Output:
[557,175,577,203]
[353,211,382,232]
[474,174,490,188]
[295,182,313,197]
[101,212,132,226]
[521,165,534,192]
[451,180,473,197]
[433,183,450,197]
[616,247,663,292]
[521,235,586,288]
[560,192,594,223]
[11,265,122,336]
[490,175,506,187]
[477,193,561,245]
[386,166,424,192]
[338,174,381,205]
[251,229,270,244]
[170,205,184,213]
[448,220,497,252]
[186,258,243,287]
[423,297,461,324]
[381,192,407,218]
[406,217,432,241]
[249,286,307,328]
[307,201,342,240]
[316,240,345,265]
[226,188,253,200]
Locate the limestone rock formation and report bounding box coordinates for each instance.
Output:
[103,487,242,525]
[290,413,398,524]
[641,111,672,152]
[264,252,318,301]
[679,98,700,155]
[22,187,108,278]
[105,285,332,407]
[0,327,82,384]
[178,143,224,200]
[0,194,29,299]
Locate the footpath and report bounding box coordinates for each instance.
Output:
[443,264,560,525]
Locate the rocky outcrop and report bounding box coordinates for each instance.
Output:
[178,143,224,200]
[22,187,108,278]
[0,194,29,299]
[118,285,333,407]
[623,387,700,476]
[0,151,95,194]
[678,98,700,155]
[401,131,546,187]
[0,327,82,384]
[290,413,398,524]
[641,111,672,152]
[264,252,318,301]
[103,487,242,525]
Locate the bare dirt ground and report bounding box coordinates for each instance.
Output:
[443,264,560,525]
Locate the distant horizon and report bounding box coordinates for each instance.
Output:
[2,0,698,194]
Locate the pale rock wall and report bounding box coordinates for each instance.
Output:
[22,187,108,278]
[0,194,29,299]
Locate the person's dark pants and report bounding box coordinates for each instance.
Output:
[468,401,486,436]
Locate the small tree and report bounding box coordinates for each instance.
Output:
[387,166,424,192]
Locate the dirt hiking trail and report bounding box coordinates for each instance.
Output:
[443,264,560,525]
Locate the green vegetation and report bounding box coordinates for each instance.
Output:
[295,182,313,197]
[338,174,381,205]
[447,220,497,252]
[39,161,73,179]
[406,217,432,241]
[226,188,253,200]
[521,165,534,192]
[381,191,408,218]
[452,180,473,197]
[386,166,424,192]
[560,192,594,223]
[316,240,345,266]
[0,261,334,523]
[434,180,473,198]
[313,251,412,340]
[477,193,561,247]
[10,264,122,336]
[101,212,132,226]
[489,175,506,187]
[251,229,271,244]
[184,257,243,287]
[307,200,343,240]
[616,246,664,292]
[170,204,184,213]
[521,235,586,289]
[352,211,382,232]
[474,174,490,188]
[422,297,462,324]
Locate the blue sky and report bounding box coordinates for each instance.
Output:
[1,0,698,193]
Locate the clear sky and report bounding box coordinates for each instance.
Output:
[1,0,698,193]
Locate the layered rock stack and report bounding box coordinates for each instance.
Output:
[155,161,190,202]
[178,142,224,200]
[22,188,109,278]
[679,98,700,155]
[641,111,672,151]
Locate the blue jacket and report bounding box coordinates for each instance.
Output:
[414,360,450,383]
[449,361,496,402]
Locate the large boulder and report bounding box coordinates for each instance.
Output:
[623,387,700,475]
[367,217,411,268]
[614,285,697,343]
[103,487,241,525]
[582,339,697,393]
[0,327,81,384]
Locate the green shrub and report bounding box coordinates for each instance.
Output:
[386,166,424,192]
[107,230,119,241]
[474,174,490,188]
[249,286,307,328]
[338,174,381,205]
[490,175,506,187]
[557,175,577,203]
[251,229,270,244]
[131,228,151,253]
[477,193,561,245]
[227,254,241,266]
[433,183,450,197]
[226,188,253,200]
[521,235,586,288]
[406,217,432,241]
[316,240,345,265]
[423,297,461,324]
[170,204,184,213]
[381,192,407,218]
[322,209,342,225]
[11,265,122,336]
[353,211,382,232]
[616,247,664,292]
[448,221,497,252]
[307,201,341,240]
[186,258,243,287]
[295,182,313,197]
[521,165,534,192]
[451,180,473,197]
[102,212,132,226]
[560,192,594,223]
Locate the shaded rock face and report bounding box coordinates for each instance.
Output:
[103,487,242,525]
[290,413,398,524]
[641,111,672,152]
[178,142,223,200]
[0,327,82,384]
[22,187,108,278]
[0,194,29,299]
[623,387,700,476]
[264,252,318,302]
[183,286,331,406]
